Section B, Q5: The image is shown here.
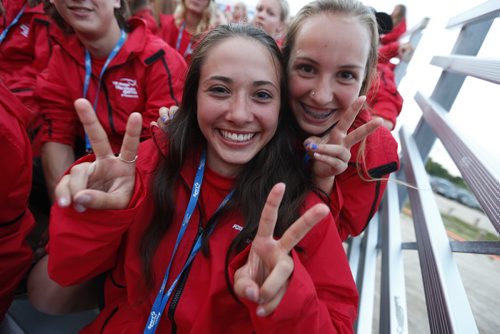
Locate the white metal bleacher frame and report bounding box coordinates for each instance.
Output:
[348,1,500,333]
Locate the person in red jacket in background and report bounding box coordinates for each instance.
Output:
[129,0,159,34]
[28,24,358,333]
[367,10,404,131]
[283,0,400,241]
[37,0,187,203]
[158,0,216,63]
[0,0,56,156]
[0,82,35,320]
[380,4,406,45]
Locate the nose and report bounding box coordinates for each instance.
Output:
[311,76,334,105]
[226,93,253,123]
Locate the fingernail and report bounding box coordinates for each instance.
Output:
[58,197,69,207]
[256,306,266,317]
[75,194,90,205]
[246,287,257,302]
[311,143,317,150]
[74,204,87,213]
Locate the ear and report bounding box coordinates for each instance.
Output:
[114,0,121,9]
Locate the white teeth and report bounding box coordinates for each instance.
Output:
[220,130,255,142]
[302,104,334,120]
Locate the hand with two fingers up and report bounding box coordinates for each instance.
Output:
[233,183,330,317]
[55,98,143,212]
[304,96,383,192]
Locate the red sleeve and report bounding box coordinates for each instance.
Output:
[332,115,399,239]
[0,85,35,318]
[36,46,81,147]
[367,64,403,129]
[378,41,400,64]
[0,85,33,223]
[380,19,407,45]
[47,156,147,286]
[140,43,186,141]
[229,195,358,333]
[335,167,388,239]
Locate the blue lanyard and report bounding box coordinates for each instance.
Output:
[175,22,193,57]
[82,29,126,151]
[0,3,27,44]
[144,151,234,333]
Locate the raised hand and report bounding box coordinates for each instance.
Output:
[152,105,178,131]
[55,98,142,212]
[304,96,382,188]
[233,183,329,317]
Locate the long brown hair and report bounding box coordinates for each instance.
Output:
[140,24,314,288]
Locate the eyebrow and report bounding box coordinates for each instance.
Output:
[205,76,279,90]
[294,56,364,70]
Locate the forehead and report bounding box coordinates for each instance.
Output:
[201,37,281,83]
[293,13,370,64]
[257,0,281,12]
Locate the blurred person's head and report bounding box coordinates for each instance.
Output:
[231,1,247,23]
[252,0,289,40]
[174,0,216,33]
[391,4,406,26]
[44,0,130,35]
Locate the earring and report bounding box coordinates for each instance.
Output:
[310,90,316,97]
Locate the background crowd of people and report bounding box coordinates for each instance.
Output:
[1,0,409,332]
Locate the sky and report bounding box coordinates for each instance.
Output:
[220,0,500,178]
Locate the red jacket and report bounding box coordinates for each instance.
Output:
[0,82,35,319]
[366,62,403,129]
[330,109,399,240]
[36,18,187,153]
[0,1,53,126]
[48,134,358,333]
[158,14,195,63]
[380,19,406,45]
[132,7,159,35]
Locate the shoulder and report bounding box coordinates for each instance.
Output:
[159,14,176,27]
[136,127,169,174]
[128,22,186,69]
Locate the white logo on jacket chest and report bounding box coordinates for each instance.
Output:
[20,24,30,37]
[112,78,139,98]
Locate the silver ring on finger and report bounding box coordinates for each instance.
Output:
[118,154,138,164]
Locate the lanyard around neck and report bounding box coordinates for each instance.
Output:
[82,28,126,151]
[176,22,193,57]
[144,150,234,334]
[0,3,27,44]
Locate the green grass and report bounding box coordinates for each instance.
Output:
[442,214,500,241]
[402,202,500,241]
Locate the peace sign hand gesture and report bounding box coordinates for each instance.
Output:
[55,98,142,212]
[233,183,329,317]
[304,96,382,191]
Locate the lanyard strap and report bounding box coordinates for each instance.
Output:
[144,151,234,333]
[0,4,27,44]
[175,22,193,58]
[82,29,126,151]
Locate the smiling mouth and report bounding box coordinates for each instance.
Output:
[68,5,92,12]
[220,130,256,142]
[301,103,335,120]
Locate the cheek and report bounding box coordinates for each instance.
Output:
[288,77,307,103]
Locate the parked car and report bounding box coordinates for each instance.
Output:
[455,188,483,211]
[429,176,459,200]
